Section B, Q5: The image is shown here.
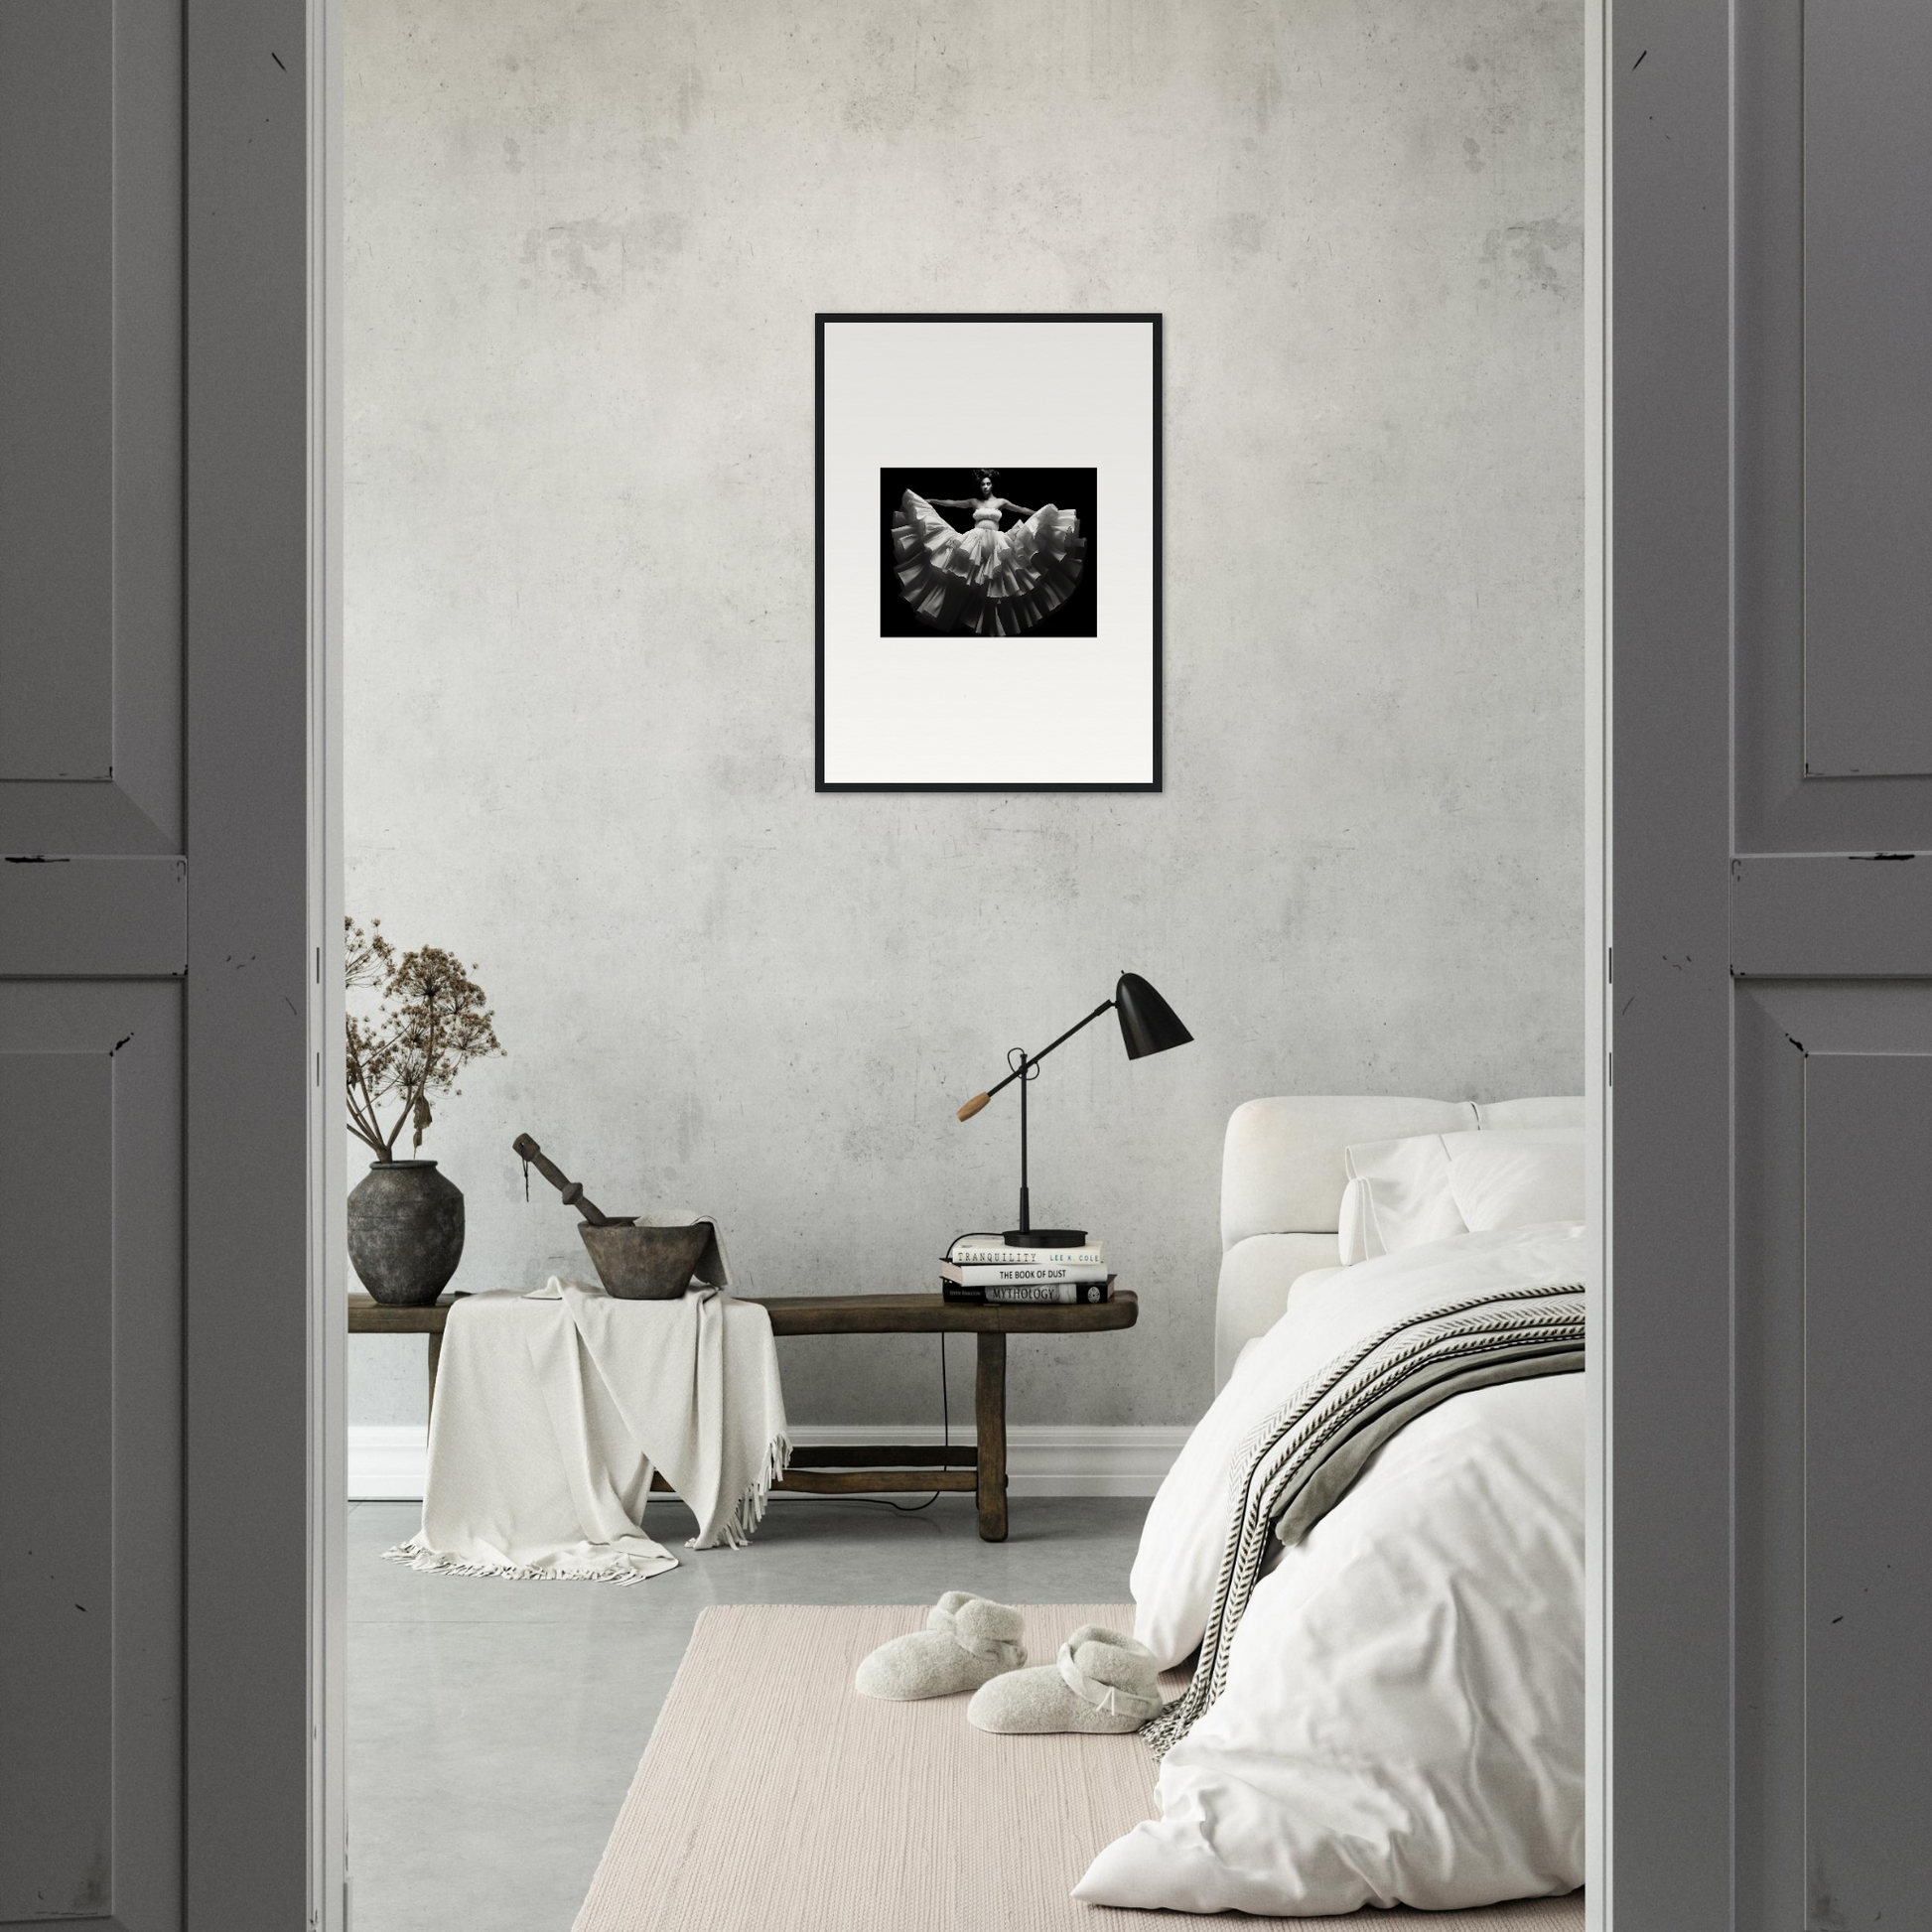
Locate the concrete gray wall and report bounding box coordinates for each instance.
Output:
[345,0,1583,1431]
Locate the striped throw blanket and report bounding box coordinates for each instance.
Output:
[1142,1282,1586,1757]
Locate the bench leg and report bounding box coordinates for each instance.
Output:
[975,1331,1008,1542]
[427,1329,443,1423]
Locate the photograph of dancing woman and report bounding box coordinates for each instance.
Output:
[880,467,1094,637]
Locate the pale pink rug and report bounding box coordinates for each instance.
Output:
[574,1603,1587,1932]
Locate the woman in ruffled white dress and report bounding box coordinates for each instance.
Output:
[890,471,1087,637]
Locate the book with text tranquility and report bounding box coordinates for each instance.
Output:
[940,1233,1114,1305]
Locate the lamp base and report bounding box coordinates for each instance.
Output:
[1002,1226,1089,1247]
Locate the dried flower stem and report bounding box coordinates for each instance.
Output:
[345,916,503,1160]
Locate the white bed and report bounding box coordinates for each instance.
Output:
[1078,1093,1587,1918]
[1214,1093,1583,1386]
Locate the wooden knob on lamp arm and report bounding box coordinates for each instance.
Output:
[957,1092,991,1122]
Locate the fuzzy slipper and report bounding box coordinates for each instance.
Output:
[966,1623,1164,1734]
[854,1591,1028,1702]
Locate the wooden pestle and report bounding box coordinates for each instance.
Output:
[511,1133,627,1227]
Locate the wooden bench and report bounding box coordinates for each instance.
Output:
[347,1288,1139,1542]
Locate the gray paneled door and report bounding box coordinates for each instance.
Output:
[2,0,328,1927]
[2,5,188,1923]
[1615,0,1932,1925]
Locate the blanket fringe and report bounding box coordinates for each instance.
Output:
[694,1429,791,1552]
[380,1538,663,1587]
[384,1433,792,1577]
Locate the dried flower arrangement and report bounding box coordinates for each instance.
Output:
[345,916,503,1161]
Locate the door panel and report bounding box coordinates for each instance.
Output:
[1733,986,1932,1929]
[1801,1051,1932,1923]
[1619,0,1932,1917]
[1734,22,1932,1921]
[1731,856,1932,977]
[0,0,113,781]
[0,987,183,1931]
[0,0,182,855]
[1735,0,1932,848]
[1801,2,1932,778]
[1,1,191,1925]
[0,1052,113,1920]
[0,858,188,978]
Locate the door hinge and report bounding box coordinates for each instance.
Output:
[1605,945,1612,984]
[1606,1049,1613,1088]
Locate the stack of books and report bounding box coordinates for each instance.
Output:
[939,1233,1113,1305]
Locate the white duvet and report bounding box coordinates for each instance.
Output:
[1077,1223,1585,1917]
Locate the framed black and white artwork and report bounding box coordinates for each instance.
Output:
[815,314,1162,791]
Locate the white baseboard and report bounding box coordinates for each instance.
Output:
[345,1426,436,1501]
[346,1421,1186,1503]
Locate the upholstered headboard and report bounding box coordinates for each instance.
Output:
[1214,1094,1583,1388]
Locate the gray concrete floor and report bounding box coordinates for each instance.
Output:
[348,1493,1147,1932]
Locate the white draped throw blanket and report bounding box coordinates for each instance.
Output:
[385,1278,790,1585]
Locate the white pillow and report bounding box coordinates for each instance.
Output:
[1340,1133,1463,1260]
[1441,1127,1583,1231]
[1336,1177,1374,1266]
[1337,1127,1585,1264]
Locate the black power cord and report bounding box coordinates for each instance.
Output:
[797,1331,952,1517]
[867,1331,950,1513]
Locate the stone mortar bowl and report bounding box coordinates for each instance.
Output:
[577,1221,711,1300]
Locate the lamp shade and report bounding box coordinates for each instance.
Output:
[1114,972,1193,1059]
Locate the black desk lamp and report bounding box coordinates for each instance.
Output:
[956,972,1193,1246]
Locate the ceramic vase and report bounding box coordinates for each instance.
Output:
[347,1160,465,1306]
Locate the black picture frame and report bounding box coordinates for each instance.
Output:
[814,313,1164,793]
